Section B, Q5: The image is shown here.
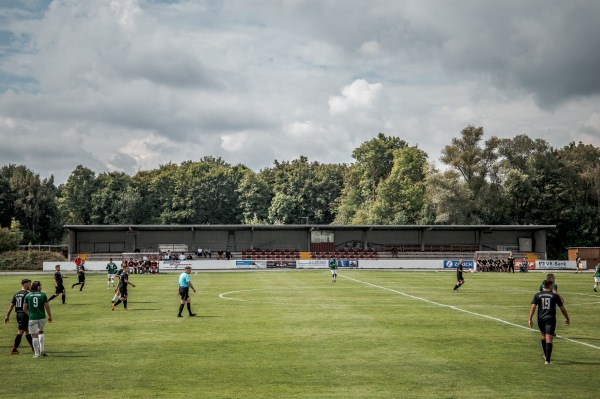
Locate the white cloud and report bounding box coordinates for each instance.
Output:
[329,79,383,115]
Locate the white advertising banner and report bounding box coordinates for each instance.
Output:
[43,258,580,271]
[297,259,329,269]
[535,260,580,270]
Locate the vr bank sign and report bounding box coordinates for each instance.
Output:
[536,260,576,270]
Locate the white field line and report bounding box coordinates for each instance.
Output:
[342,274,600,351]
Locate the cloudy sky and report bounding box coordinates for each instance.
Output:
[1,0,599,183]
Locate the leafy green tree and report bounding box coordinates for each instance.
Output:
[90,172,143,224]
[58,165,97,225]
[267,192,299,224]
[351,133,408,202]
[332,167,363,224]
[261,156,345,224]
[166,157,242,224]
[0,219,24,252]
[237,170,271,224]
[0,165,61,243]
[439,125,500,223]
[0,174,15,228]
[133,163,179,224]
[334,133,408,223]
[440,125,500,200]
[425,169,476,224]
[366,146,429,224]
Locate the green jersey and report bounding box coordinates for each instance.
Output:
[24,291,48,321]
[539,282,558,292]
[595,264,600,277]
[106,262,118,274]
[329,259,337,270]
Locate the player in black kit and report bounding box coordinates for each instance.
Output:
[49,264,67,304]
[71,262,86,291]
[3,279,34,354]
[112,265,135,311]
[452,259,466,292]
[529,279,570,364]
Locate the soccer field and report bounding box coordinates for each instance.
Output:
[1,270,598,398]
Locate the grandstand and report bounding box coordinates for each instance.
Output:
[63,224,554,263]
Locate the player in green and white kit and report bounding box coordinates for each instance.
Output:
[23,281,52,358]
[329,258,337,283]
[106,258,118,289]
[593,263,600,292]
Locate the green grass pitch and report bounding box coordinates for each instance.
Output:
[1,269,598,398]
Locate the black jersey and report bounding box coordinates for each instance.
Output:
[119,272,129,288]
[11,289,29,314]
[531,291,563,321]
[54,271,64,286]
[507,256,514,266]
[456,263,464,279]
[77,264,85,275]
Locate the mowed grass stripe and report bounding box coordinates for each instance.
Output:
[342,272,600,352]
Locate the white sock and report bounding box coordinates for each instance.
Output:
[32,338,39,356]
[112,294,118,302]
[39,334,45,353]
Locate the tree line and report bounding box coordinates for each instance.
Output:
[2,125,600,258]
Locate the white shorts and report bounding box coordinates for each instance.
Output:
[108,274,115,279]
[594,277,600,283]
[28,319,46,335]
[331,269,337,275]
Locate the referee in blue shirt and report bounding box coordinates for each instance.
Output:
[178,266,197,317]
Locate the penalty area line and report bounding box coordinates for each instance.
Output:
[342,274,600,351]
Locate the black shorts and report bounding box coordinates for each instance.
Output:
[16,312,29,331]
[55,284,65,294]
[179,287,190,301]
[78,274,85,283]
[119,286,128,297]
[538,318,556,335]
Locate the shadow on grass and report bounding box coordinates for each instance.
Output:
[556,360,600,366]
[45,351,92,358]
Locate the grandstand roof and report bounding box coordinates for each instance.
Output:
[65,224,556,232]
